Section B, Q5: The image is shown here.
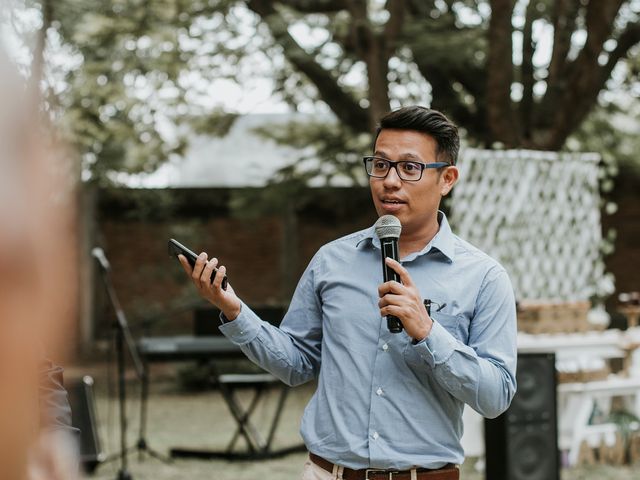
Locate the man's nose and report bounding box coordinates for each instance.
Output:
[383,165,402,187]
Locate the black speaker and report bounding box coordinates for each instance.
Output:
[68,375,104,473]
[484,352,559,480]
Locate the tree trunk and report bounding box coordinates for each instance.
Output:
[519,0,538,142]
[486,0,519,147]
[364,35,391,129]
[346,0,391,129]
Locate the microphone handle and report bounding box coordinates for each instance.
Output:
[381,238,403,333]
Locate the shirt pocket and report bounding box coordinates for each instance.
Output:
[431,311,467,343]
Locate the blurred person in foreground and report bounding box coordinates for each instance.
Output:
[181,106,517,479]
[0,45,79,479]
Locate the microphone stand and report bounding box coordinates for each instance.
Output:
[93,250,169,480]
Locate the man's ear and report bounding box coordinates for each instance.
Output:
[440,166,459,196]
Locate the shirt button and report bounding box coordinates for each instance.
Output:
[382,344,388,351]
[376,388,383,396]
[372,431,379,440]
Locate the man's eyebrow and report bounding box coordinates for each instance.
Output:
[373,151,423,161]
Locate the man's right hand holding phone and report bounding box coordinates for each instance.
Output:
[178,252,242,321]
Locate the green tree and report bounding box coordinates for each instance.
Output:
[244,0,640,150]
[11,0,640,180]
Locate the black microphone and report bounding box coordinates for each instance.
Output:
[374,215,403,333]
[92,247,111,271]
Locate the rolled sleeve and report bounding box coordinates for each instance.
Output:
[413,321,459,367]
[218,302,262,345]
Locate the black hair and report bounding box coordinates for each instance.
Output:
[374,106,459,165]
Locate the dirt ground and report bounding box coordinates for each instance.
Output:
[77,363,639,480]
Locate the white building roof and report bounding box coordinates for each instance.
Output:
[113,113,310,188]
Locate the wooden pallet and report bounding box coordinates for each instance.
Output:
[517,300,593,334]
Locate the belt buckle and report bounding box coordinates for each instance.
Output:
[364,469,399,479]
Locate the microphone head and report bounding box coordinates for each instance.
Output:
[374,215,402,240]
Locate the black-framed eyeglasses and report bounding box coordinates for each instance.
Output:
[363,156,450,182]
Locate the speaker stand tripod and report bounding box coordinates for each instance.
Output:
[93,248,170,480]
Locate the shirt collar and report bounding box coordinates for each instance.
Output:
[356,211,455,263]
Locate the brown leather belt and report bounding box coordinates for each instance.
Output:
[309,453,460,480]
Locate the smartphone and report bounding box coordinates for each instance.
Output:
[168,238,228,290]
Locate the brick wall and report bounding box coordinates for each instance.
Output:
[94,187,376,338]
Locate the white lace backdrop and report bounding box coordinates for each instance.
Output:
[449,149,609,302]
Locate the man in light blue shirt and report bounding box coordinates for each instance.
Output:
[180,106,517,479]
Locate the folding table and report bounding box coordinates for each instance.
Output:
[138,335,306,459]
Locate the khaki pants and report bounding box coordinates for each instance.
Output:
[301,458,344,480]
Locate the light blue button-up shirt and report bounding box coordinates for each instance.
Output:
[219,212,517,469]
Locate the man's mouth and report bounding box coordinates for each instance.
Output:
[380,199,406,211]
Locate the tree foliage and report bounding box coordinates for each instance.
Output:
[248,0,640,150]
[12,0,640,181]
[12,0,243,182]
